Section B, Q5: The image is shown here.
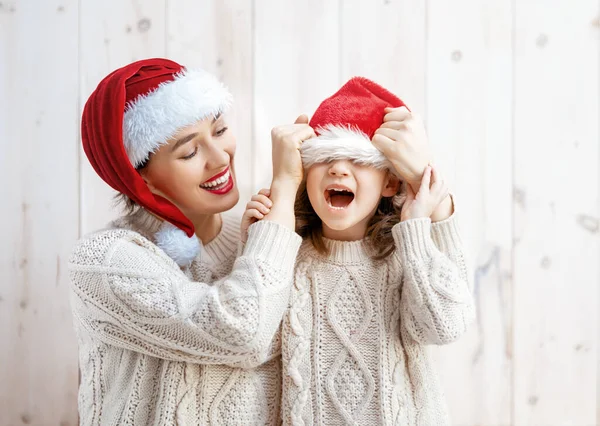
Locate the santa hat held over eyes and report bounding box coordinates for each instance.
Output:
[301,77,408,171]
[81,58,232,266]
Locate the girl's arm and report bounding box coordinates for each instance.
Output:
[69,219,300,368]
[393,167,475,345]
[394,215,475,346]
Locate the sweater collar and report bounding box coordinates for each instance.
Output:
[319,236,375,265]
[112,209,239,267]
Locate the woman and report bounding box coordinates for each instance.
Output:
[69,58,314,425]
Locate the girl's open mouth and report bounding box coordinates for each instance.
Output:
[324,186,355,210]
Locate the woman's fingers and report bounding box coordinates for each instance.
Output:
[371,132,395,151]
[294,114,309,124]
[383,106,411,122]
[374,127,401,141]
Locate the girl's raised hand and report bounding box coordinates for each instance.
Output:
[400,165,449,222]
[241,188,272,243]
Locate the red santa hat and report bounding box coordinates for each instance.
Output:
[301,77,407,171]
[81,58,232,265]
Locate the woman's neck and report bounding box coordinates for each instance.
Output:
[192,213,222,245]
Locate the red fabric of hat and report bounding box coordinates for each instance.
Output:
[301,77,409,171]
[81,58,232,238]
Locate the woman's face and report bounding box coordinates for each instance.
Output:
[306,159,399,240]
[140,114,239,220]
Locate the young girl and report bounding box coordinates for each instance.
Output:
[69,58,313,425]
[244,78,475,425]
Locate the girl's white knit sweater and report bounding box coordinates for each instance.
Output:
[281,213,475,425]
[68,210,300,425]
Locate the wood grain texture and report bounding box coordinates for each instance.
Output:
[79,0,167,235]
[426,0,514,424]
[0,1,80,425]
[513,0,599,423]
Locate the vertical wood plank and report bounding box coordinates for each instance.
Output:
[166,0,253,216]
[426,0,514,424]
[0,1,80,425]
[340,0,426,114]
[79,0,167,235]
[253,0,341,190]
[513,0,599,423]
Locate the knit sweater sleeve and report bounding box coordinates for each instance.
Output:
[68,220,300,366]
[392,216,475,345]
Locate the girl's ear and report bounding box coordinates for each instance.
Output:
[382,172,401,197]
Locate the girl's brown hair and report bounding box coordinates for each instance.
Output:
[295,175,407,260]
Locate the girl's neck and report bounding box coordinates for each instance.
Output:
[321,215,371,241]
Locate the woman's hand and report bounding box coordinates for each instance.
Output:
[270,115,316,188]
[372,106,432,189]
[400,165,449,222]
[241,188,272,243]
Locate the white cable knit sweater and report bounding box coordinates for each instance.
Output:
[68,210,301,425]
[281,214,475,425]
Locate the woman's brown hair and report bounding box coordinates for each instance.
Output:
[295,175,407,260]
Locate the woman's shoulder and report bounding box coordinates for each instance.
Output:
[69,225,169,270]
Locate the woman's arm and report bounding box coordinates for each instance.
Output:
[69,219,300,368]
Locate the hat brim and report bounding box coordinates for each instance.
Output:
[123,68,233,167]
[300,124,395,172]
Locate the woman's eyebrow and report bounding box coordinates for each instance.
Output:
[171,133,198,152]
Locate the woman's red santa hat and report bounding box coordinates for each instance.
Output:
[301,77,407,171]
[81,58,232,266]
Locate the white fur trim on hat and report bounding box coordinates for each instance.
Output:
[155,221,201,267]
[300,124,394,171]
[123,68,233,168]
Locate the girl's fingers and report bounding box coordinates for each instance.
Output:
[246,200,270,215]
[258,188,271,197]
[244,209,264,220]
[429,164,438,186]
[419,165,432,194]
[251,194,273,208]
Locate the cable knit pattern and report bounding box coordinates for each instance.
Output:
[281,212,475,426]
[69,212,300,425]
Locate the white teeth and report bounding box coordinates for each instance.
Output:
[201,170,230,189]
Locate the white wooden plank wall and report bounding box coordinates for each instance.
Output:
[0,1,598,425]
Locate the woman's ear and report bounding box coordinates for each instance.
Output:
[139,167,161,195]
[382,172,401,197]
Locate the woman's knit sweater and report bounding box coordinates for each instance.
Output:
[281,214,475,425]
[68,210,300,425]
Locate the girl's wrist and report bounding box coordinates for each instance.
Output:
[430,194,454,222]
